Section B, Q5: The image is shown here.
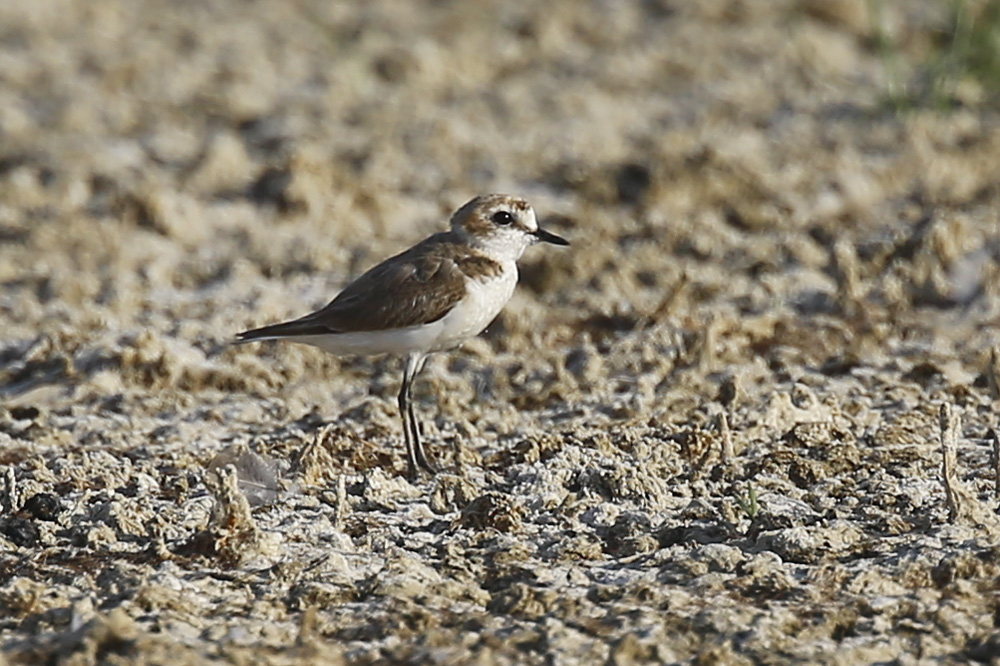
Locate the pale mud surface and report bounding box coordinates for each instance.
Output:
[2,1,1000,664]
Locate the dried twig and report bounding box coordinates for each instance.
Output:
[334,473,347,532]
[717,410,734,462]
[938,403,964,522]
[991,427,1000,500]
[453,436,465,476]
[2,466,18,514]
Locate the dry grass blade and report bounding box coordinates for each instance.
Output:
[992,427,1000,499]
[939,403,963,523]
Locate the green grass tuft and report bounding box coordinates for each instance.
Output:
[874,0,1000,112]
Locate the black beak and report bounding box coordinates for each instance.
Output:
[532,227,569,246]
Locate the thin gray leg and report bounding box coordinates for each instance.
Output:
[399,354,421,479]
[409,392,437,474]
[405,353,437,474]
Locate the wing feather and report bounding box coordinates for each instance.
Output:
[237,234,492,341]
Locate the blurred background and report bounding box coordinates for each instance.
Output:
[1,1,997,374]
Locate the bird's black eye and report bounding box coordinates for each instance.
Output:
[491,210,515,226]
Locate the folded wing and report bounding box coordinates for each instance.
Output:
[237,238,470,341]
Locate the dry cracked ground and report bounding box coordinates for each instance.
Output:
[2,1,1000,664]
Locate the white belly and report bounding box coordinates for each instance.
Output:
[431,266,517,351]
[282,267,517,357]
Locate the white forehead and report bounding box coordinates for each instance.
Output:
[518,206,538,232]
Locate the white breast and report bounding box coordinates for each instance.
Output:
[429,264,518,352]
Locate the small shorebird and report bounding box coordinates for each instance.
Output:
[237,194,569,478]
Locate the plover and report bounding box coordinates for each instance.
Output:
[237,194,569,478]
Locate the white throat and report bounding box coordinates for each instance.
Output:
[460,207,538,263]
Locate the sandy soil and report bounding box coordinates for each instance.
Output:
[2,1,1000,664]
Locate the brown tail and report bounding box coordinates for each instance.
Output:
[235,318,333,342]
